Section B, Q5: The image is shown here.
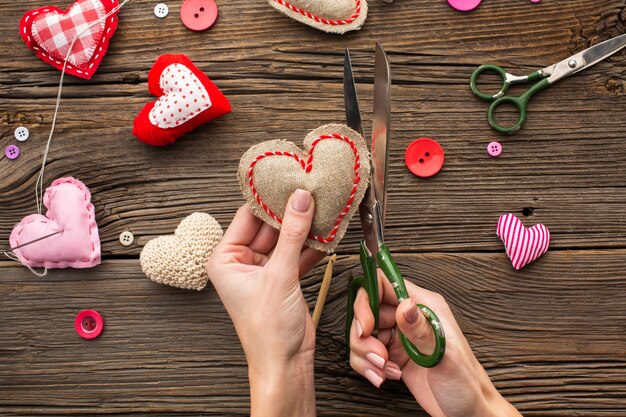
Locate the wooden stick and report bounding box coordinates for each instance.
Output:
[312,254,337,330]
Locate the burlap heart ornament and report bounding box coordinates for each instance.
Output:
[268,0,368,34]
[238,124,370,253]
[140,213,223,290]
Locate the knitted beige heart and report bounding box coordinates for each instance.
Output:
[238,124,370,253]
[268,0,368,34]
[140,213,223,290]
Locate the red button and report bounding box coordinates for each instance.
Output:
[180,0,218,31]
[75,310,104,340]
[405,138,444,178]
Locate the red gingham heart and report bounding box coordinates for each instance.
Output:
[497,213,550,270]
[19,0,120,79]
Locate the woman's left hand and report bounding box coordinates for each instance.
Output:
[206,190,325,417]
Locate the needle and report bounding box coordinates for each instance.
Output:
[7,231,62,252]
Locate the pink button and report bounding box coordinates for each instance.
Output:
[75,310,104,340]
[5,145,20,160]
[180,0,218,31]
[447,0,481,12]
[487,141,502,157]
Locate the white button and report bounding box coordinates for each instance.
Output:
[154,3,169,18]
[119,231,135,246]
[14,127,29,142]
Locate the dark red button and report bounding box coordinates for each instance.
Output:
[75,310,104,340]
[180,0,218,31]
[405,138,444,178]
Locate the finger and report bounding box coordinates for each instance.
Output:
[298,247,325,277]
[396,298,437,356]
[379,269,444,308]
[252,251,270,267]
[249,223,279,255]
[354,287,375,338]
[349,316,389,363]
[378,303,397,329]
[349,353,386,388]
[377,328,394,346]
[349,320,388,388]
[267,189,315,279]
[221,205,263,246]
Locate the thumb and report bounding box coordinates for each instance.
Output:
[396,298,437,355]
[268,189,315,278]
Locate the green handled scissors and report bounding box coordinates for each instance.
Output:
[344,43,445,368]
[471,33,626,135]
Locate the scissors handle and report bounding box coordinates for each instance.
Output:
[470,64,544,101]
[486,77,550,134]
[377,244,445,368]
[346,243,379,344]
[346,242,446,368]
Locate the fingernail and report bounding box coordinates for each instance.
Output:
[384,362,402,380]
[355,319,363,338]
[364,369,384,388]
[291,189,311,212]
[404,300,419,324]
[366,352,386,369]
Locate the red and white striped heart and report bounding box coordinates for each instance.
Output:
[496,213,550,270]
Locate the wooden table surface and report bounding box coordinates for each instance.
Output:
[1,0,625,415]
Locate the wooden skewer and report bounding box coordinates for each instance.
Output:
[312,253,337,330]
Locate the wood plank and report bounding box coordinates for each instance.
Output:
[2,71,626,255]
[1,0,625,415]
[1,250,626,416]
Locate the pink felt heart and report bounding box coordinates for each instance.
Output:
[497,213,550,270]
[9,177,101,269]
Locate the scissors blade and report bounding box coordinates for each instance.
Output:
[344,49,365,138]
[545,33,626,84]
[371,42,391,231]
[345,48,384,256]
[581,33,626,71]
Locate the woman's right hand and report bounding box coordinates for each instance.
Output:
[349,272,522,417]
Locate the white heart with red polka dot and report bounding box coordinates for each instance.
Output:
[149,63,212,129]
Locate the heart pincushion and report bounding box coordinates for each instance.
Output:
[9,177,101,269]
[268,0,368,34]
[497,213,550,270]
[140,212,223,290]
[133,54,231,146]
[20,0,121,79]
[238,124,370,253]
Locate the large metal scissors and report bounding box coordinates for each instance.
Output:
[344,43,446,368]
[470,33,626,135]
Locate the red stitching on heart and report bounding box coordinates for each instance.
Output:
[247,133,361,243]
[273,0,361,25]
[20,0,119,79]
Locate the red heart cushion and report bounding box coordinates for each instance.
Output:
[20,0,120,80]
[132,54,232,146]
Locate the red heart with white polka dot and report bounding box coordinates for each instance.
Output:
[133,54,231,146]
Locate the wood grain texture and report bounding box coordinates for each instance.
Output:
[1,0,625,415]
[1,251,626,416]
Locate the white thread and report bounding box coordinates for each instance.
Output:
[35,0,128,215]
[6,0,128,275]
